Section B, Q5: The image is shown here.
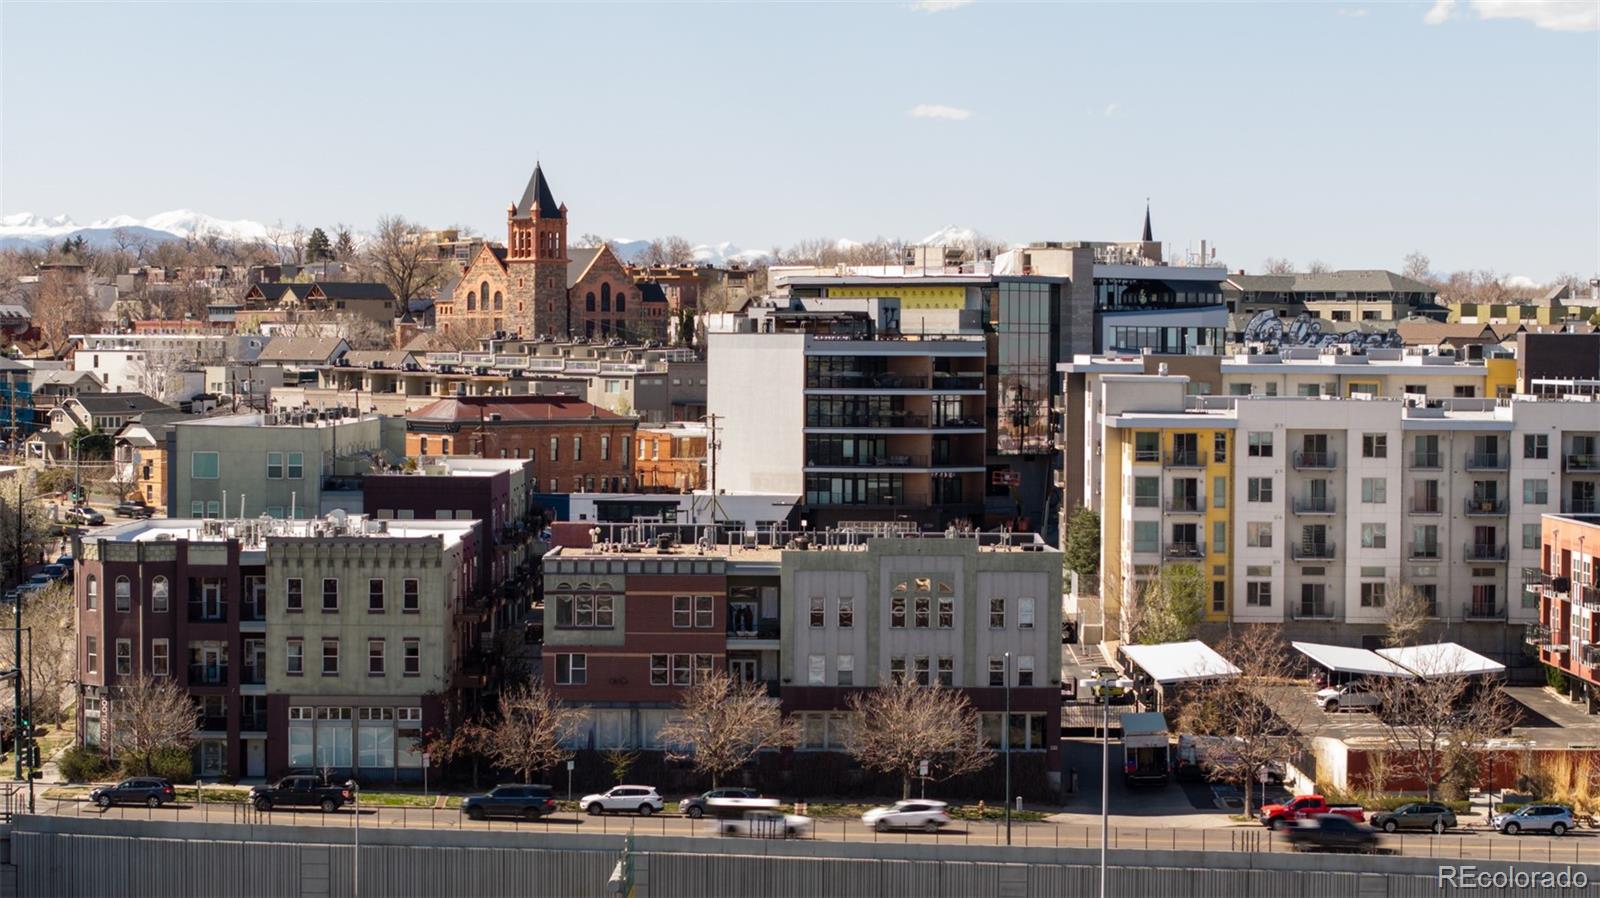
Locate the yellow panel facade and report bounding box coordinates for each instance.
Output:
[827,285,966,310]
[1485,357,1518,398]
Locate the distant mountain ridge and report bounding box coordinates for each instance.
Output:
[1,210,995,264]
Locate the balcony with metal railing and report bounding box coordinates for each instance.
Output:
[1464,498,1508,516]
[240,663,266,686]
[1564,453,1600,473]
[1583,645,1600,668]
[1291,542,1337,561]
[1465,601,1505,620]
[1291,451,1338,470]
[1164,450,1207,468]
[187,663,228,686]
[1292,497,1337,515]
[1408,542,1442,561]
[198,715,229,733]
[1464,452,1508,471]
[1164,496,1204,513]
[1563,498,1599,515]
[1411,452,1442,470]
[1409,497,1442,514]
[1163,541,1205,560]
[1292,599,1338,620]
[1525,624,1550,646]
[1463,543,1508,562]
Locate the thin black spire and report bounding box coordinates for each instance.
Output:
[1141,199,1153,242]
[515,163,562,219]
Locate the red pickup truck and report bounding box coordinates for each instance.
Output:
[1258,795,1365,830]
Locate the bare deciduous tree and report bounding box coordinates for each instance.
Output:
[107,675,200,775]
[1260,257,1295,275]
[470,682,585,784]
[846,679,990,799]
[1175,625,1309,817]
[1373,665,1519,801]
[1306,259,1331,274]
[0,581,75,726]
[1402,251,1432,284]
[1383,579,1433,648]
[32,266,101,349]
[657,672,798,788]
[363,215,446,304]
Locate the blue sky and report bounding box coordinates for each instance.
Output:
[2,1,1596,279]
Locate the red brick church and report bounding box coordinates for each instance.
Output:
[436,164,666,341]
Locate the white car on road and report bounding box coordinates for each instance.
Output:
[862,800,952,833]
[580,785,664,816]
[714,810,813,838]
[1315,681,1383,713]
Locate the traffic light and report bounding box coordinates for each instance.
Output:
[27,743,38,768]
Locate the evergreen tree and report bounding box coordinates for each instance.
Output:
[1063,505,1100,582]
[333,227,356,261]
[305,227,333,262]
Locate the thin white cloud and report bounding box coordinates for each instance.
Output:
[909,104,972,121]
[1506,274,1542,289]
[1424,0,1597,31]
[1337,7,1368,17]
[1424,0,1457,24]
[909,0,974,11]
[1103,103,1119,117]
[1472,0,1597,31]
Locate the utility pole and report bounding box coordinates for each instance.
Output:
[13,477,24,779]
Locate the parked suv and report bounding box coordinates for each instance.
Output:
[1491,804,1574,836]
[580,785,664,816]
[63,507,105,526]
[90,777,174,808]
[1315,681,1382,713]
[678,788,759,819]
[249,775,351,813]
[861,800,952,833]
[1371,803,1456,834]
[113,500,155,519]
[461,784,557,820]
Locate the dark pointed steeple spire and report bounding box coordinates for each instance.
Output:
[1141,199,1153,242]
[515,163,563,219]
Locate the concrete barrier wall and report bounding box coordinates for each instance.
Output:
[8,816,1598,898]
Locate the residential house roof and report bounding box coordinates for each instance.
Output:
[71,392,174,416]
[567,247,602,288]
[312,282,397,302]
[31,369,103,389]
[341,350,416,369]
[259,336,350,364]
[1227,270,1437,295]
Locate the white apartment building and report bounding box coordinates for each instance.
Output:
[73,333,267,403]
[1089,372,1600,662]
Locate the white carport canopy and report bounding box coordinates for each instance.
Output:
[1121,640,1240,685]
[1291,641,1414,678]
[1376,642,1506,679]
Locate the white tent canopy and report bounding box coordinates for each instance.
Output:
[1291,641,1414,678]
[1121,640,1240,685]
[1376,642,1506,679]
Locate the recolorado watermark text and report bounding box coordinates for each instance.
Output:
[1437,865,1589,890]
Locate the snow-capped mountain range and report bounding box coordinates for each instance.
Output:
[0,209,273,251]
[0,209,992,264]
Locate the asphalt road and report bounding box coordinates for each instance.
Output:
[33,798,1600,865]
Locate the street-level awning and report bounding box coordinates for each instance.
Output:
[1121,640,1240,685]
[1291,641,1414,678]
[1376,642,1506,679]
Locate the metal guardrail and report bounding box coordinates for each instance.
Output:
[28,798,1600,864]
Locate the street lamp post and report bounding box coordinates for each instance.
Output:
[346,779,360,898]
[1003,651,1011,845]
[1081,674,1134,898]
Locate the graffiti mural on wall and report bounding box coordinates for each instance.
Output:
[1241,310,1403,352]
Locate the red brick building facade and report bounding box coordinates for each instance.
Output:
[1534,513,1600,712]
[436,165,666,342]
[404,395,638,493]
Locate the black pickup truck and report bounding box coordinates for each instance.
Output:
[249,775,351,813]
